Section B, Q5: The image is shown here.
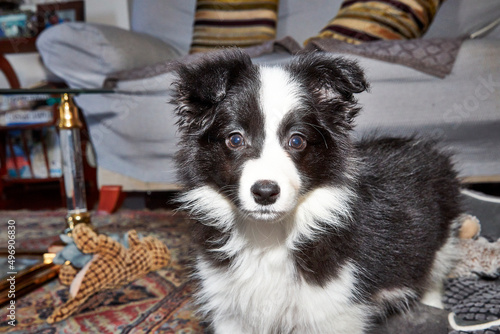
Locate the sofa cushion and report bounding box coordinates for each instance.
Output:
[305,0,444,45]
[36,22,181,88]
[189,0,279,53]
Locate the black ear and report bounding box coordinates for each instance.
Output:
[286,52,369,121]
[172,49,254,134]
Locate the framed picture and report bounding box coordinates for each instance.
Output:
[36,0,84,31]
[0,12,28,39]
[0,1,84,53]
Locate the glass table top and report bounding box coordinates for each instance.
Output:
[0,88,115,95]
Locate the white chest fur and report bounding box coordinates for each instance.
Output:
[194,225,370,334]
[180,186,369,333]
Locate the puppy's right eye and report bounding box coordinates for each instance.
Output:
[226,133,245,149]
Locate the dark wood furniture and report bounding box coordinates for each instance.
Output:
[0,88,99,210]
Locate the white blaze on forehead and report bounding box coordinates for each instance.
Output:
[259,66,302,131]
[238,66,304,218]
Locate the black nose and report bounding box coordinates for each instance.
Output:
[251,180,280,205]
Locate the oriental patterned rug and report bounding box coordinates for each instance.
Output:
[0,209,207,333]
[1,209,499,334]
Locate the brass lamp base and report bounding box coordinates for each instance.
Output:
[65,211,92,236]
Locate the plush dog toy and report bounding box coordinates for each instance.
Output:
[47,223,170,323]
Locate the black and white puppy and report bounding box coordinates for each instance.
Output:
[172,49,463,334]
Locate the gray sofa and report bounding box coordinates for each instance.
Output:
[36,0,500,190]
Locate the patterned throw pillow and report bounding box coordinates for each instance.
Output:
[306,0,445,45]
[190,0,279,54]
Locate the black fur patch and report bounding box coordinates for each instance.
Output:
[173,49,263,193]
[279,53,369,193]
[285,53,369,125]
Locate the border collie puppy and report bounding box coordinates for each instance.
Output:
[172,49,463,334]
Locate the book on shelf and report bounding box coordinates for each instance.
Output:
[0,94,54,126]
[0,86,65,180]
[5,127,62,179]
[1,106,53,126]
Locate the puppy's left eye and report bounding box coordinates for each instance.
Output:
[227,133,245,149]
[288,134,307,150]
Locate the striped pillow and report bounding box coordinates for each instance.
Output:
[190,0,279,54]
[306,0,445,45]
